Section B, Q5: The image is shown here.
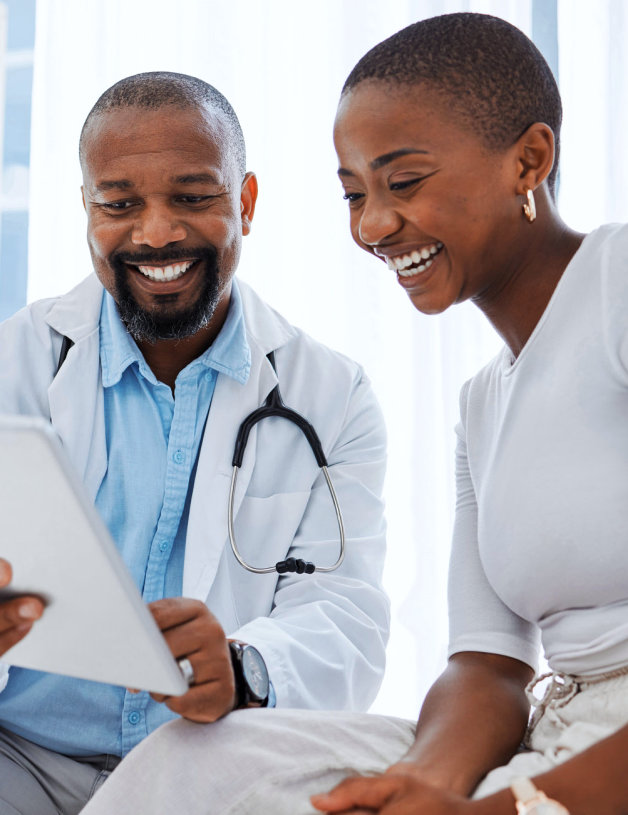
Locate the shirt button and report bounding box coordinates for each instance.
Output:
[159,540,169,553]
[173,450,185,465]
[128,712,141,725]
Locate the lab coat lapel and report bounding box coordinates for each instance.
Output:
[46,276,107,501]
[182,346,278,600]
[48,333,107,500]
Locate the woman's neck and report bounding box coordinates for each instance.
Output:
[474,214,586,358]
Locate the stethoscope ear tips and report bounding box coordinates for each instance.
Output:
[276,558,316,574]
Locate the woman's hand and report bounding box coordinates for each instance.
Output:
[312,652,534,815]
[311,767,475,815]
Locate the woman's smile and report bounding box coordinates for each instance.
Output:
[374,241,443,275]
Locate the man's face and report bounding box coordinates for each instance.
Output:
[81,104,256,343]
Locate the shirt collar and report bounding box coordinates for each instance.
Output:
[100,280,251,388]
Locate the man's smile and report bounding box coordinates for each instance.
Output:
[135,259,197,282]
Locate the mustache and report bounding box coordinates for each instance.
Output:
[111,246,217,266]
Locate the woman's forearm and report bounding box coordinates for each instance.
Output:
[464,721,628,815]
[399,652,534,796]
[530,722,628,815]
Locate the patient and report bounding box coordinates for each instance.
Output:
[313,11,628,815]
[84,12,628,815]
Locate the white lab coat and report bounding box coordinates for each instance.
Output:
[0,275,389,711]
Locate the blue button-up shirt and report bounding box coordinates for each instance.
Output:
[0,282,251,756]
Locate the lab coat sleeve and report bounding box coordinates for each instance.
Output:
[229,369,389,712]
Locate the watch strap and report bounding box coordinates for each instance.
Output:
[511,777,540,804]
[228,641,269,709]
[510,777,570,815]
[229,642,247,709]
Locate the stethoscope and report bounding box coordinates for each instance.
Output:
[228,351,345,575]
[55,338,346,576]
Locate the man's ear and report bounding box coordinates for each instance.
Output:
[240,172,258,235]
[81,186,86,212]
[514,122,555,195]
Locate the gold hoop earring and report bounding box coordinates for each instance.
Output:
[522,188,536,223]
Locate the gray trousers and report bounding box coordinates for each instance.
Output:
[0,727,120,815]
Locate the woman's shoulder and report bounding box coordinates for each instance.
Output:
[587,223,628,381]
[573,222,628,277]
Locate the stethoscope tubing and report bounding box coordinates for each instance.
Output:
[228,462,346,574]
[227,349,346,576]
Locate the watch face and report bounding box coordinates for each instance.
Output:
[242,647,269,699]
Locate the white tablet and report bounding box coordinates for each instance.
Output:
[0,414,188,696]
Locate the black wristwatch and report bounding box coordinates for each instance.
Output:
[228,641,270,709]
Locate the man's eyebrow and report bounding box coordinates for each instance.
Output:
[173,173,220,184]
[94,174,222,191]
[338,148,429,177]
[95,180,134,191]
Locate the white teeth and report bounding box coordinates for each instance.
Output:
[386,242,442,276]
[137,260,194,281]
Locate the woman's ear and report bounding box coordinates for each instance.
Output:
[514,122,555,195]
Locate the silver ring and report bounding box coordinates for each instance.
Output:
[177,657,195,686]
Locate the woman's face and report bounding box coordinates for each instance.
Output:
[333,82,523,315]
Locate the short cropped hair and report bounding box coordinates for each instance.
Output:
[79,71,246,176]
[342,13,561,194]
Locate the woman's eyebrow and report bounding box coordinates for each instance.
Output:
[338,148,429,177]
[369,148,429,171]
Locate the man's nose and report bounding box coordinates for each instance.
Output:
[131,203,187,247]
[357,196,403,248]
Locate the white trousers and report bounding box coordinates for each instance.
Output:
[80,709,416,815]
[80,672,628,814]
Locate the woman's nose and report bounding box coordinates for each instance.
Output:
[357,195,403,247]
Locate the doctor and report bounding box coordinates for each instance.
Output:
[0,71,389,814]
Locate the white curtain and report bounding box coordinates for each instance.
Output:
[29,0,626,720]
[557,0,628,230]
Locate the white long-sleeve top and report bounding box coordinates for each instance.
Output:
[449,223,628,676]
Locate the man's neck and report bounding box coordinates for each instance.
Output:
[137,298,230,392]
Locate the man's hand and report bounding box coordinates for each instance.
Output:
[310,766,474,815]
[0,558,44,656]
[147,598,236,722]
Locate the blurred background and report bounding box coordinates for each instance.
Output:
[1,0,626,719]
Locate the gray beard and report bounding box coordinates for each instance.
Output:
[110,250,220,343]
[117,288,219,344]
